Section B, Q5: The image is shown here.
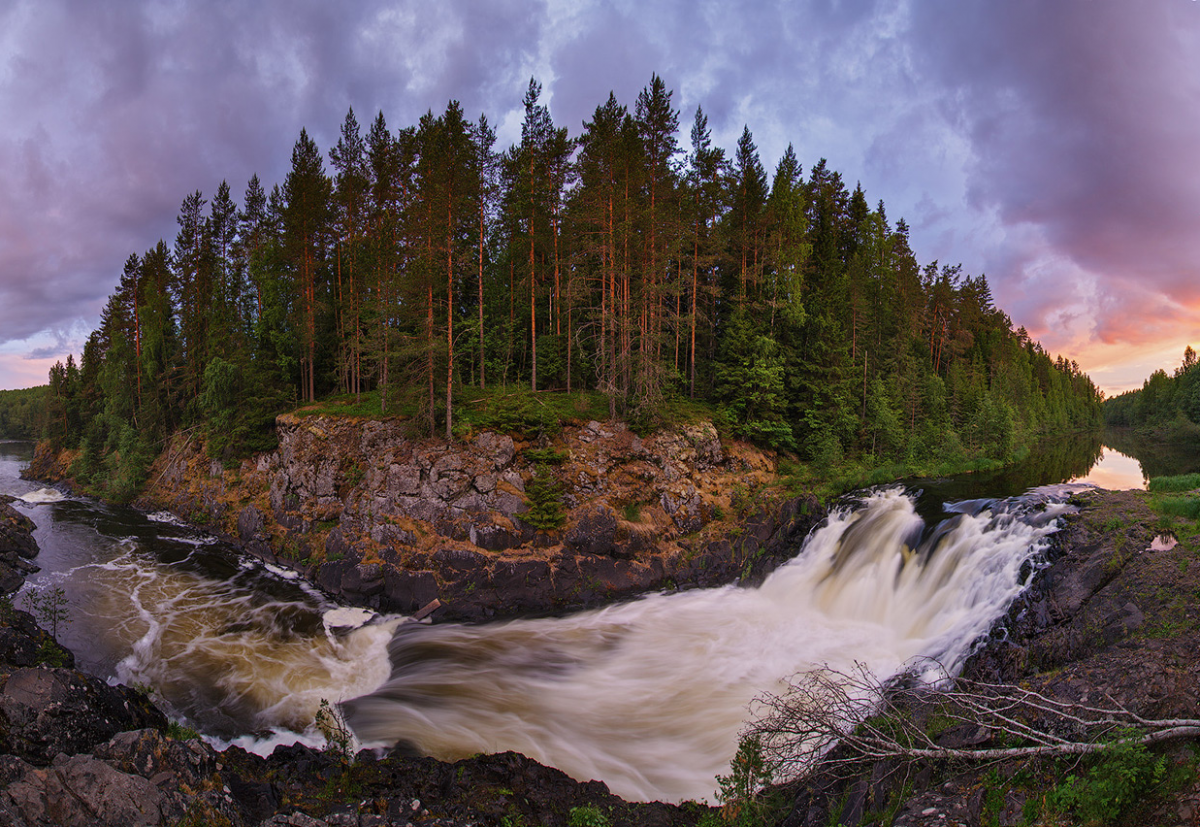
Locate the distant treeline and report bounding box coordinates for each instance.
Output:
[41,74,1102,499]
[1105,346,1200,435]
[0,386,47,440]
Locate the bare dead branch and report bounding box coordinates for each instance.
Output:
[746,659,1200,783]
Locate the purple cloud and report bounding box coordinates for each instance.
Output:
[1,0,1198,394]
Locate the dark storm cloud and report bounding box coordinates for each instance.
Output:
[2,0,1197,391]
[0,0,546,382]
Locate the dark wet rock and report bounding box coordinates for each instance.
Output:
[0,608,74,672]
[1,752,173,827]
[92,728,218,787]
[0,497,38,560]
[0,666,167,765]
[467,519,522,551]
[380,569,440,615]
[0,736,245,827]
[432,547,491,571]
[0,497,39,597]
[563,504,620,557]
[237,504,265,542]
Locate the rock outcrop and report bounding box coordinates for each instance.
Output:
[129,416,825,621]
[0,496,39,596]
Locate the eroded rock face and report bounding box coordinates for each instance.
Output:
[0,497,39,597]
[128,415,826,623]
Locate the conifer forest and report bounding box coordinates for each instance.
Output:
[37,75,1103,497]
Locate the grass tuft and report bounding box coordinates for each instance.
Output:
[1148,473,1200,493]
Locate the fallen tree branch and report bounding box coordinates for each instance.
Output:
[746,659,1200,782]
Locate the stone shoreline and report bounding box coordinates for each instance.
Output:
[0,492,716,827]
[17,426,1200,825]
[28,417,828,623]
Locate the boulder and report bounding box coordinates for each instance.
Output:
[0,498,39,597]
[0,498,38,559]
[0,753,173,827]
[93,728,217,788]
[474,431,516,467]
[0,667,167,765]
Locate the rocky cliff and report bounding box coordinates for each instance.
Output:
[16,429,1200,824]
[68,415,827,622]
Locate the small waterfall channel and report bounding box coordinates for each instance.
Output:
[1,440,1078,803]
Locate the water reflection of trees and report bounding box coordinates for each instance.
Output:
[910,431,1105,509]
[1013,431,1106,488]
[1103,427,1200,479]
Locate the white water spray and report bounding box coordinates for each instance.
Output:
[16,487,66,504]
[69,544,397,739]
[344,486,1073,803]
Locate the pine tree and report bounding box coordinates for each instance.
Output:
[282,128,332,403]
[684,106,727,398]
[329,108,370,399]
[173,189,210,409]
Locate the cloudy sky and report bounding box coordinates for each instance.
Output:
[1,0,1197,394]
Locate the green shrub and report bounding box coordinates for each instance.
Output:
[166,720,201,740]
[710,736,778,827]
[568,804,610,827]
[1152,496,1200,520]
[315,698,354,764]
[1047,735,1166,825]
[523,465,566,531]
[524,447,570,465]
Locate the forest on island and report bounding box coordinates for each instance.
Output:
[31,75,1102,498]
[1105,346,1200,436]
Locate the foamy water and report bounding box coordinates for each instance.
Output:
[46,544,399,740]
[344,486,1072,802]
[0,438,1073,804]
[16,487,66,504]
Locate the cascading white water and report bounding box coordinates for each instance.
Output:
[343,486,1074,803]
[95,547,399,738]
[4,441,1075,805]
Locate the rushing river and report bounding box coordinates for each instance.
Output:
[0,435,1163,802]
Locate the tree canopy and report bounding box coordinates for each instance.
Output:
[41,75,1103,495]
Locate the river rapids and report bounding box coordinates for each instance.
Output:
[4,443,1075,803]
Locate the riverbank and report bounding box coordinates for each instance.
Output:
[28,415,827,623]
[772,486,1200,826]
[0,501,718,825]
[10,457,1200,822]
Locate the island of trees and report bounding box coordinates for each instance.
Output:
[21,75,1100,498]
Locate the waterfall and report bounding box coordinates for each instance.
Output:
[343,486,1074,803]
